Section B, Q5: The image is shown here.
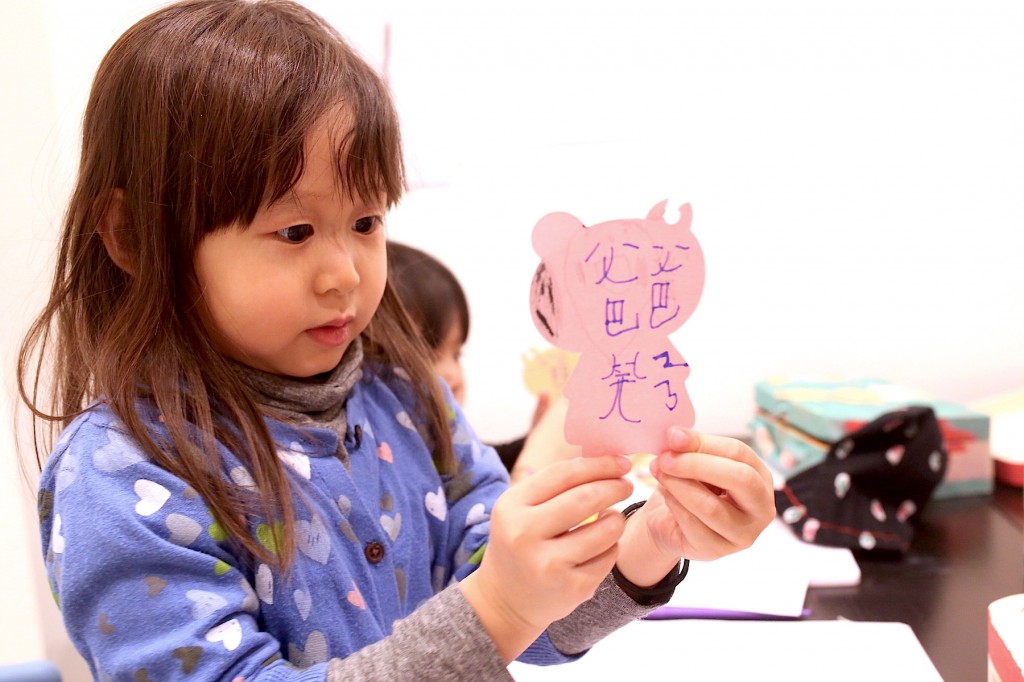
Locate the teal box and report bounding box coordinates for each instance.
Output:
[751,377,993,499]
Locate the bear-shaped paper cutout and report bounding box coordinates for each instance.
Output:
[530,201,704,457]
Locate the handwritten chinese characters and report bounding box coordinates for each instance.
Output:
[530,201,705,457]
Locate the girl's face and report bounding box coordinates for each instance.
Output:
[194,112,388,377]
[434,319,466,405]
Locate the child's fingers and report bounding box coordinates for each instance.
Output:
[667,428,773,487]
[560,509,626,567]
[532,477,633,537]
[658,428,775,517]
[513,455,631,507]
[572,539,620,580]
[656,474,752,546]
[656,485,739,559]
[655,453,773,517]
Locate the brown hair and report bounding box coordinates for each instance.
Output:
[387,241,471,350]
[17,0,454,570]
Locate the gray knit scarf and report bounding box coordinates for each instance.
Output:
[229,337,364,444]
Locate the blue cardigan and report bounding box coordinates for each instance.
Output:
[38,372,574,680]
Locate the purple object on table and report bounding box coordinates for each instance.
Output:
[646,607,812,620]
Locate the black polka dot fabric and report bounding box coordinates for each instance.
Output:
[776,406,947,554]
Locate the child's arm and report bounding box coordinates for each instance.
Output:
[614,427,776,588]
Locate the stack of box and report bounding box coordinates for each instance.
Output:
[751,377,993,499]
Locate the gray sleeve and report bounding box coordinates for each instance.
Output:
[325,584,512,682]
[545,573,666,656]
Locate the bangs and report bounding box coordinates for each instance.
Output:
[127,0,405,236]
[257,63,406,220]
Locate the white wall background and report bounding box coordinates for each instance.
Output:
[2,0,1021,677]
[377,0,1024,442]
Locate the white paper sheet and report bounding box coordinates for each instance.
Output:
[659,520,811,618]
[759,517,862,589]
[509,619,943,681]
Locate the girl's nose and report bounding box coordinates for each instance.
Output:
[314,246,360,295]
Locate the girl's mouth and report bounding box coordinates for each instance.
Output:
[306,320,350,347]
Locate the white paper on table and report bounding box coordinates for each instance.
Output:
[758,518,862,588]
[663,519,811,618]
[621,460,860,620]
[508,619,943,681]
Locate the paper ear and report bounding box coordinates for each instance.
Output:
[646,200,693,232]
[531,211,583,259]
[529,212,585,347]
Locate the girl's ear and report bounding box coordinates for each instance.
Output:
[95,189,136,276]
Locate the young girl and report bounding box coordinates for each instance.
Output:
[387,240,579,478]
[18,1,775,680]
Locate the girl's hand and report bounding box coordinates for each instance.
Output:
[644,427,775,562]
[614,427,776,588]
[460,455,632,662]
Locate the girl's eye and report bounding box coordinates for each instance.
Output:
[353,216,380,235]
[276,224,314,243]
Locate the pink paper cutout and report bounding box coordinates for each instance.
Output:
[530,201,705,457]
